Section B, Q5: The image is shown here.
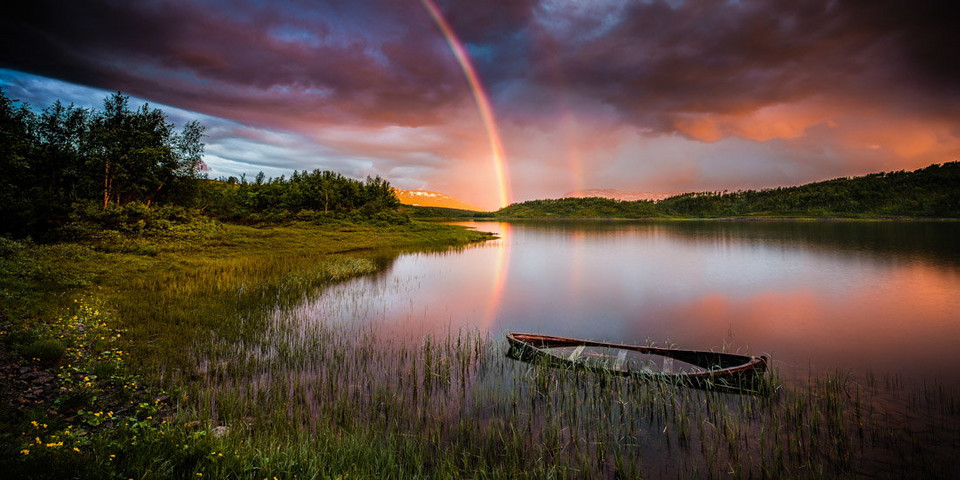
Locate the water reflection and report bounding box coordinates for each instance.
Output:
[482,221,511,329]
[287,220,960,384]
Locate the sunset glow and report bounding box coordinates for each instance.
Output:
[421,0,511,208]
[1,1,957,209]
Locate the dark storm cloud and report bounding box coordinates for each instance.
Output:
[0,0,466,129]
[608,1,955,122]
[3,0,956,133]
[502,0,960,130]
[428,0,959,132]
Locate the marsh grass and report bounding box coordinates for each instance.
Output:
[182,296,960,479]
[4,222,960,478]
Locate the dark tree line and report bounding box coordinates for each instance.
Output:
[1,90,405,237]
[496,162,960,219]
[656,163,960,218]
[198,170,401,221]
[495,196,659,218]
[1,89,204,236]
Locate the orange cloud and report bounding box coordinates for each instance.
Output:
[672,100,837,143]
[840,116,959,159]
[671,99,959,173]
[673,115,725,143]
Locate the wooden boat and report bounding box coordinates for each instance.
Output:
[506,332,768,389]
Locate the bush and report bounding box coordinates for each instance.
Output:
[368,210,410,226]
[59,202,215,239]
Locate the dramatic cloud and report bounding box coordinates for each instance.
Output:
[2,0,957,208]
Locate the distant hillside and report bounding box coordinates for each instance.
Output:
[497,162,960,219]
[400,205,491,218]
[496,196,661,218]
[394,189,479,210]
[564,189,672,202]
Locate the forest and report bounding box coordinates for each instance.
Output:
[496,162,960,219]
[0,90,403,238]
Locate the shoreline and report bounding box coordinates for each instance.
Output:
[421,215,960,222]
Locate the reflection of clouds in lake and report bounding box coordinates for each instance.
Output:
[283,221,960,384]
[645,259,960,382]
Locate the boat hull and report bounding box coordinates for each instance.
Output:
[506,332,768,390]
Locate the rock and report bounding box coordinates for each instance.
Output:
[27,372,55,384]
[211,426,229,437]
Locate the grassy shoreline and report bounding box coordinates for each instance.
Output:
[0,220,493,478]
[3,219,959,478]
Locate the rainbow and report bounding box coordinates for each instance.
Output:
[482,222,512,329]
[421,0,511,208]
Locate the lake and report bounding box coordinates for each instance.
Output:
[289,220,960,385]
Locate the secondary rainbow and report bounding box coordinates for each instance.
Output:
[421,0,511,209]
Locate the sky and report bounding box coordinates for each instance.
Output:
[1,0,957,210]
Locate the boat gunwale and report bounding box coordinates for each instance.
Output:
[506,332,768,381]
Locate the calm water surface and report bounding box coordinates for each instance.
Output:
[292,220,960,383]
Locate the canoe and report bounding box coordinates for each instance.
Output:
[506,332,768,389]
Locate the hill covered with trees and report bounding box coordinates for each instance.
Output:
[494,196,660,218]
[496,162,960,219]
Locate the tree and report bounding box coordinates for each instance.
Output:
[87,92,205,209]
[37,101,89,204]
[0,89,208,236]
[0,89,38,233]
